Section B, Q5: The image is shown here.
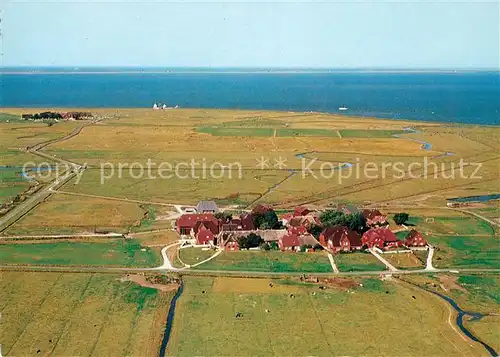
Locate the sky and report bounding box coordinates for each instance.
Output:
[2,0,499,68]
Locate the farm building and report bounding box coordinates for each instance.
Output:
[362,227,403,250]
[176,213,219,235]
[319,226,362,253]
[251,204,273,215]
[196,200,218,213]
[404,229,428,247]
[362,209,388,226]
[195,223,215,245]
[279,233,302,251]
[217,229,287,250]
[220,213,255,231]
[288,225,308,235]
[294,206,312,217]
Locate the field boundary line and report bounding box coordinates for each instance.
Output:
[47,274,94,356]
[86,282,121,357]
[5,273,64,355]
[53,190,178,207]
[307,288,335,354]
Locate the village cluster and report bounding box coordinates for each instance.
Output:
[175,201,428,256]
[21,111,94,121]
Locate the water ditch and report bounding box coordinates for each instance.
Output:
[158,280,184,357]
[404,280,497,357]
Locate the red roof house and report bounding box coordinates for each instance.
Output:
[288,225,308,235]
[362,227,402,250]
[294,206,312,217]
[218,232,240,251]
[319,226,362,253]
[362,209,388,226]
[404,229,427,247]
[195,224,215,245]
[279,233,302,251]
[240,213,255,230]
[176,214,219,236]
[252,204,273,215]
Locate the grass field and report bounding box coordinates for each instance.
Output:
[0,167,31,204]
[382,252,424,269]
[0,239,160,267]
[166,276,486,356]
[427,235,499,269]
[192,250,333,273]
[404,273,500,353]
[406,216,495,236]
[334,252,387,272]
[6,194,145,235]
[178,247,217,266]
[0,272,172,356]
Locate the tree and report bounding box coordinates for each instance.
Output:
[246,233,264,248]
[269,241,279,250]
[260,242,271,251]
[394,212,409,225]
[345,212,367,233]
[237,236,249,249]
[309,224,323,239]
[254,210,280,229]
[215,211,232,222]
[299,245,307,252]
[319,210,346,227]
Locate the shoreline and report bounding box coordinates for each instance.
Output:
[1,107,497,127]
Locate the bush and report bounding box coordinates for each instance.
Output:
[394,213,409,225]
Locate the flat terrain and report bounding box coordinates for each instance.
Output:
[5,194,145,235]
[1,108,499,237]
[0,272,173,357]
[166,276,487,356]
[0,239,159,267]
[427,235,499,269]
[192,251,333,273]
[334,252,387,272]
[381,252,424,269]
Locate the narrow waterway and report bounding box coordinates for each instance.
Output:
[404,280,498,357]
[158,280,184,357]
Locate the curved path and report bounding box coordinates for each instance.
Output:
[0,122,97,233]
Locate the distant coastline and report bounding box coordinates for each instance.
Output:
[1,67,499,75]
[2,71,499,125]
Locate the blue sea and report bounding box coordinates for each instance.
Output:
[1,69,499,125]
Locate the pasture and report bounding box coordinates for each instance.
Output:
[5,194,145,235]
[192,250,333,273]
[0,272,172,357]
[166,276,487,356]
[382,252,424,269]
[334,252,387,272]
[427,235,499,269]
[0,238,160,267]
[8,107,494,208]
[177,247,217,267]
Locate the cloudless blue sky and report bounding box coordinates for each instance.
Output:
[3,0,499,68]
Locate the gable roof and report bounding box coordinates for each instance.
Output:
[298,233,319,247]
[363,227,398,243]
[294,206,312,216]
[280,233,301,247]
[176,213,218,229]
[252,204,273,215]
[196,200,218,212]
[362,209,386,220]
[404,229,427,245]
[321,226,362,247]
